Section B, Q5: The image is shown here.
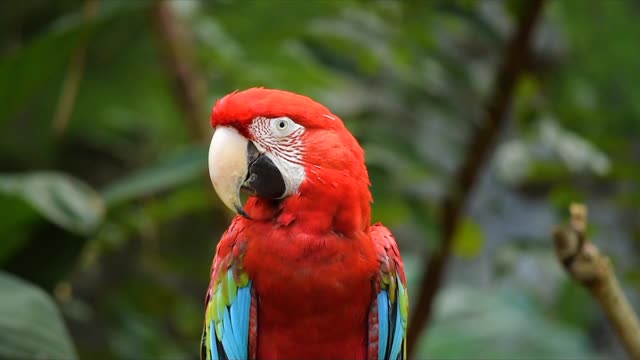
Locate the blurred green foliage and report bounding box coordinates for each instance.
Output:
[0,271,77,359]
[1,0,638,359]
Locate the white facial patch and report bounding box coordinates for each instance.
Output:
[249,117,306,197]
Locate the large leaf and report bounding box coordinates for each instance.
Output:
[0,172,105,235]
[0,271,77,360]
[101,145,208,206]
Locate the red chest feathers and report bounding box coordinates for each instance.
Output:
[242,226,378,360]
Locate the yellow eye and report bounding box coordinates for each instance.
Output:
[277,120,288,131]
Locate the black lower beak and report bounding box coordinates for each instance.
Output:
[242,142,286,200]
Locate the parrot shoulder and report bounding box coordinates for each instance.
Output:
[369,223,408,360]
[201,217,256,360]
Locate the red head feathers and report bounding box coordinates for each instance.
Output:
[211,88,341,132]
[209,88,371,235]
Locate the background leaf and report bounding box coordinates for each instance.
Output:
[0,271,77,360]
[453,217,484,258]
[0,0,148,124]
[100,145,208,207]
[0,172,105,235]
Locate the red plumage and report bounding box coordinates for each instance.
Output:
[205,88,406,360]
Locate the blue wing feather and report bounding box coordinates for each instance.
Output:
[204,270,252,360]
[377,291,389,360]
[238,285,251,346]
[389,293,404,360]
[222,306,241,359]
[230,296,242,345]
[371,224,407,360]
[209,322,219,360]
[377,279,407,360]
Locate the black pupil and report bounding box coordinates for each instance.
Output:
[278,121,285,128]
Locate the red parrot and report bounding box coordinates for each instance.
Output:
[202,88,408,360]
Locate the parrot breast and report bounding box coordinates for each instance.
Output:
[242,221,379,360]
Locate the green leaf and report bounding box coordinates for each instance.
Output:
[101,145,208,206]
[453,217,484,258]
[0,1,149,124]
[0,271,77,360]
[0,195,38,265]
[0,172,105,235]
[0,18,83,124]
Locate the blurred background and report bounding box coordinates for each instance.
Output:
[1,0,639,359]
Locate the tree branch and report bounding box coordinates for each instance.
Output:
[52,0,99,135]
[151,1,209,143]
[553,204,640,359]
[406,0,547,357]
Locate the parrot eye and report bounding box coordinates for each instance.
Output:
[269,117,301,137]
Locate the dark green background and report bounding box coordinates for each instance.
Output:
[1,1,638,359]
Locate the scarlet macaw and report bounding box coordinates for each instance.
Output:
[202,88,408,360]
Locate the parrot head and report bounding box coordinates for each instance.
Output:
[208,88,371,234]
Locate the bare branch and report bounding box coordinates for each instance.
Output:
[554,204,640,359]
[406,0,547,357]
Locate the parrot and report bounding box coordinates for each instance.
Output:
[202,88,408,360]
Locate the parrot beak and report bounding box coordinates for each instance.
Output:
[208,126,286,219]
[208,126,252,218]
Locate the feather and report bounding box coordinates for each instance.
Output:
[203,268,252,360]
[209,322,219,360]
[389,290,404,360]
[222,306,240,359]
[377,291,389,360]
[371,224,408,360]
[237,284,252,352]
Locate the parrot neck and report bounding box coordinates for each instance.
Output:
[245,171,372,237]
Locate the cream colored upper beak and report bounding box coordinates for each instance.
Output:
[208,126,249,215]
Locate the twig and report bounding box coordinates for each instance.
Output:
[553,204,640,359]
[52,0,99,135]
[151,1,209,143]
[406,0,547,357]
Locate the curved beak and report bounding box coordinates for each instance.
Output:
[208,126,287,219]
[208,126,251,218]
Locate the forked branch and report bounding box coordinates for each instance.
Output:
[553,204,640,359]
